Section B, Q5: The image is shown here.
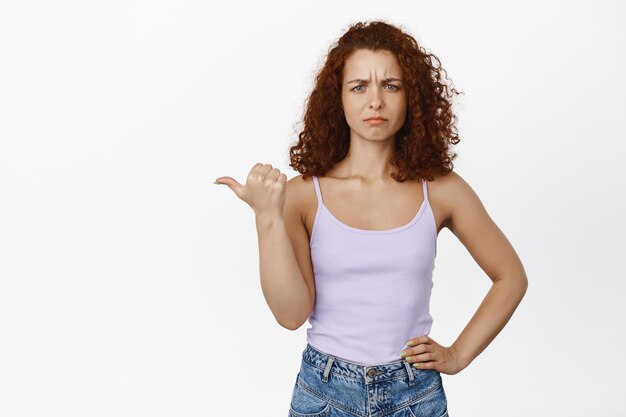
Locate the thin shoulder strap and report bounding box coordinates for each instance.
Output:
[421,178,430,204]
[312,175,324,205]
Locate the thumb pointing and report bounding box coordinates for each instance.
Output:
[213,176,243,196]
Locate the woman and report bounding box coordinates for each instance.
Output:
[214,20,527,417]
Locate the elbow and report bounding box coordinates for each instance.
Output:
[493,271,528,298]
[509,272,529,300]
[518,272,529,294]
[279,317,305,331]
[278,305,312,331]
[280,321,302,331]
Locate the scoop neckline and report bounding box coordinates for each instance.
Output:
[319,196,428,235]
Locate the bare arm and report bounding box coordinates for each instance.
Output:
[403,172,528,374]
[443,171,529,368]
[215,165,314,330]
[255,211,312,330]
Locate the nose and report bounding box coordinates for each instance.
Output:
[368,87,384,109]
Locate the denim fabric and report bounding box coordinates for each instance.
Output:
[289,343,448,417]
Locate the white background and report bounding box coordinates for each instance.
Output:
[1,1,625,416]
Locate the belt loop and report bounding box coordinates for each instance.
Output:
[404,361,415,386]
[321,356,335,383]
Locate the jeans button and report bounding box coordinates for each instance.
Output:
[367,368,378,377]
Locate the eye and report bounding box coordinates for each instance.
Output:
[350,84,400,92]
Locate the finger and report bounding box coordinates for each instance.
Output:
[406,352,434,363]
[213,176,243,196]
[259,164,274,177]
[404,345,433,361]
[268,168,281,181]
[400,342,429,358]
[250,163,264,174]
[213,176,231,185]
[406,335,430,347]
[412,361,436,370]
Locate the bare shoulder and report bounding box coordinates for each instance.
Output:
[283,174,317,322]
[430,170,527,283]
[427,170,484,233]
[285,174,315,223]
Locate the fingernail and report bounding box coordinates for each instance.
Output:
[406,341,415,346]
[413,363,420,368]
[213,180,221,184]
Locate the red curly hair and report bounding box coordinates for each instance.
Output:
[288,20,464,183]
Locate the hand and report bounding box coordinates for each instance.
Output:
[214,163,288,218]
[399,335,467,375]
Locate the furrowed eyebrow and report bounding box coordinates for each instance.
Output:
[347,77,403,84]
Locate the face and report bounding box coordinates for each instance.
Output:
[341,49,407,142]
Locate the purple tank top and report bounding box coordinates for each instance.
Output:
[306,175,438,365]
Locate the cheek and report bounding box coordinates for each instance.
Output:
[343,106,359,122]
[395,102,408,121]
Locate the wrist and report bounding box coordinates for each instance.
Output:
[450,344,473,370]
[254,211,284,226]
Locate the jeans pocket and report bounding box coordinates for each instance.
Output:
[406,382,448,417]
[289,379,332,417]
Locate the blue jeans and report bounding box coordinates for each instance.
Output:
[289,343,449,417]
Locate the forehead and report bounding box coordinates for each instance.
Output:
[342,49,402,76]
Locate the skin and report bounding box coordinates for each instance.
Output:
[215,48,528,374]
[339,47,408,181]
